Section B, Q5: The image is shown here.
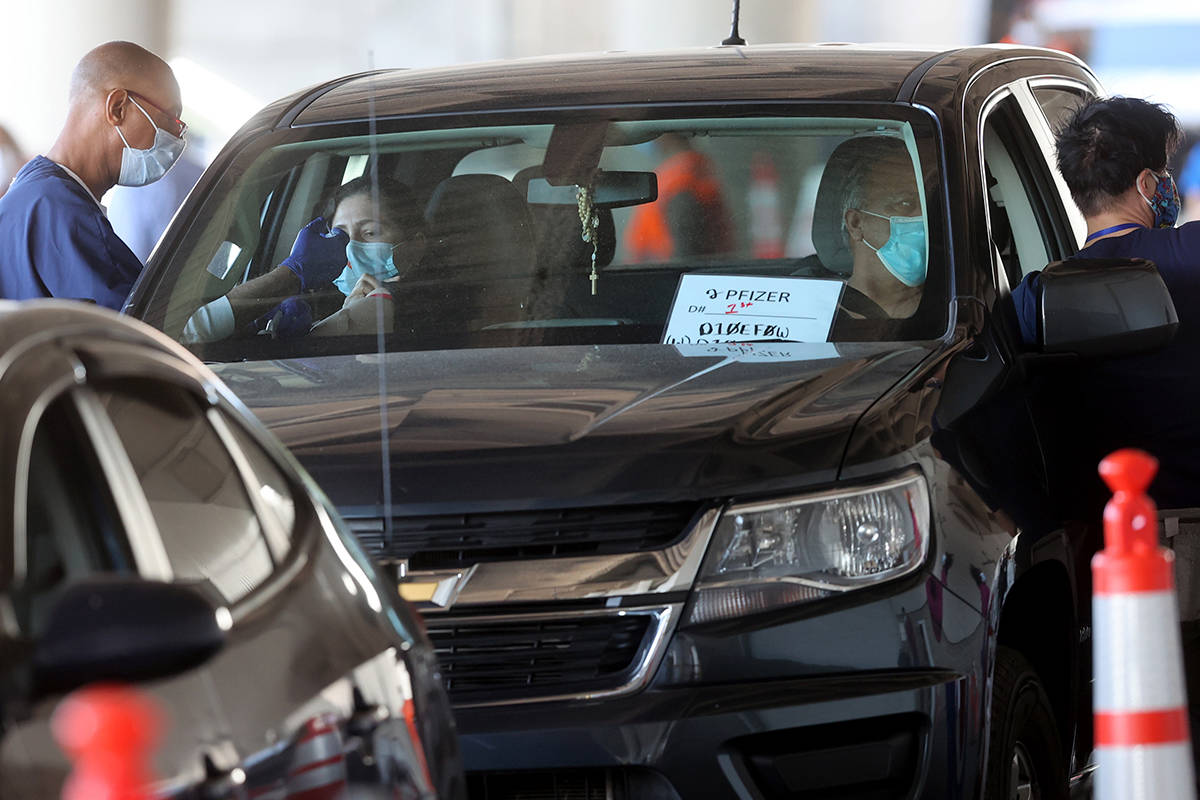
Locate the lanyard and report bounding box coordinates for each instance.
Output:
[1085,222,1145,244]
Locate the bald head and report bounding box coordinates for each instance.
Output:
[69,41,180,118]
[47,41,184,199]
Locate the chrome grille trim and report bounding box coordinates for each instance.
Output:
[404,507,719,610]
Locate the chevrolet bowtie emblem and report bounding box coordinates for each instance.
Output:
[398,566,476,609]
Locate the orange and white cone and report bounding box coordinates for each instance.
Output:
[1093,449,1196,800]
[748,152,784,259]
[285,714,347,800]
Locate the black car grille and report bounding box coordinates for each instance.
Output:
[425,611,656,706]
[347,503,699,570]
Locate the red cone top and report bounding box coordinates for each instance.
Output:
[1099,449,1158,495]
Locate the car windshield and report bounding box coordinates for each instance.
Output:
[138,106,947,360]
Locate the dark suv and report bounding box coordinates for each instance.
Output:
[124,43,1170,798]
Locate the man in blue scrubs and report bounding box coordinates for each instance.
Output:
[0,41,186,310]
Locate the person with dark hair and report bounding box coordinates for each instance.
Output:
[1018,96,1200,781]
[1013,96,1184,346]
[182,175,426,341]
[1013,96,1200,509]
[310,176,429,336]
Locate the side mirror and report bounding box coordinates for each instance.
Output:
[526,170,658,208]
[1039,257,1178,357]
[32,578,226,698]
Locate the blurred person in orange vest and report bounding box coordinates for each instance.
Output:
[624,132,731,262]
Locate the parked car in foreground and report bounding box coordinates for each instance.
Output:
[124,42,1175,798]
[0,301,464,799]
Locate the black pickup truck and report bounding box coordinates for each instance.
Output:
[126,42,1178,799]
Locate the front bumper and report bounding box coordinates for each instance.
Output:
[451,577,988,799]
[458,671,972,799]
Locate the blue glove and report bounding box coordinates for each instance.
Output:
[281,217,349,292]
[250,297,313,339]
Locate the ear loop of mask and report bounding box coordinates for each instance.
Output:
[111,92,156,150]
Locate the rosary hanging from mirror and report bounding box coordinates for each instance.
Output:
[576,182,600,295]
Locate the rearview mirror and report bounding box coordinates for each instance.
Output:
[526,170,658,209]
[32,578,226,698]
[1039,257,1178,357]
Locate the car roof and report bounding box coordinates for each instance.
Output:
[286,43,1082,127]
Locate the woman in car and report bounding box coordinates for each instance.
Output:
[181,175,426,341]
[310,176,428,337]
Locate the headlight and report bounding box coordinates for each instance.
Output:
[686,473,930,625]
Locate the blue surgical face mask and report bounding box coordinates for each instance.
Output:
[114,97,186,187]
[1138,170,1180,229]
[332,240,400,296]
[859,210,927,287]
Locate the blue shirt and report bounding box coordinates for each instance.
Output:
[0,156,143,309]
[1013,223,1200,510]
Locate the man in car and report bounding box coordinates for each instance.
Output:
[1012,97,1200,512]
[0,41,186,310]
[838,136,926,321]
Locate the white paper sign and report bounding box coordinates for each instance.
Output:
[661,274,843,345]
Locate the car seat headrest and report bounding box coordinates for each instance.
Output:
[424,174,535,274]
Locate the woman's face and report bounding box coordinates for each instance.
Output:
[330,192,408,243]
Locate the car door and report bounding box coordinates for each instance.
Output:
[962,62,1102,784]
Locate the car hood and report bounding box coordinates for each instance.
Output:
[213,342,934,513]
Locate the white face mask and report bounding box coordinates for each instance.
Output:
[113,96,186,187]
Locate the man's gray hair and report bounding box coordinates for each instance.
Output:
[836,136,912,247]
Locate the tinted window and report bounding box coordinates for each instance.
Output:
[97,383,275,603]
[1032,86,1087,135]
[16,396,134,634]
[982,96,1074,284]
[146,109,947,355]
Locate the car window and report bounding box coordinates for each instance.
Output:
[94,382,277,604]
[981,95,1070,286]
[144,107,948,356]
[14,395,134,635]
[1032,86,1088,135]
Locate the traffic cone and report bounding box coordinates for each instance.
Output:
[52,684,162,800]
[284,714,347,800]
[1093,449,1196,799]
[748,152,784,259]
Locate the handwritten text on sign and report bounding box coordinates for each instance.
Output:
[662,274,843,345]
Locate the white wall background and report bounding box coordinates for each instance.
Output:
[0,0,990,162]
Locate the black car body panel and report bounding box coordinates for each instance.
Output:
[213,343,934,511]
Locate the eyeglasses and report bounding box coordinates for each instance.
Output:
[126,90,187,139]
